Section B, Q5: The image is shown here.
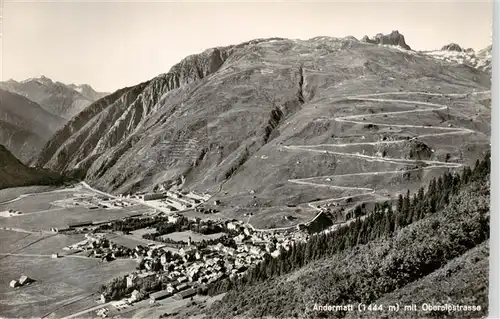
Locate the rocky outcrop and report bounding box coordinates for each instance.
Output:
[441,43,463,52]
[361,30,411,50]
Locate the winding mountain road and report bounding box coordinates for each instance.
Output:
[251,90,490,232]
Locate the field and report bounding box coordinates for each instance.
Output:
[0,184,160,318]
[106,293,226,319]
[0,185,152,231]
[0,185,60,203]
[0,205,151,231]
[0,229,137,318]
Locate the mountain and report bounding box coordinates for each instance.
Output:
[0,89,66,163]
[67,83,108,101]
[203,155,490,319]
[0,144,65,190]
[361,30,411,50]
[423,44,492,73]
[0,76,109,120]
[34,34,490,229]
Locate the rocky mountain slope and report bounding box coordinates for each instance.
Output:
[0,89,66,163]
[423,44,492,73]
[0,76,108,119]
[34,33,491,228]
[0,144,64,190]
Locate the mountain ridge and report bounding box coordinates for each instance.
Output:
[33,34,491,229]
[0,76,108,119]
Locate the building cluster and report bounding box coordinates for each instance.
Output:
[63,233,135,261]
[100,218,310,309]
[61,194,134,210]
[120,189,209,213]
[9,275,32,288]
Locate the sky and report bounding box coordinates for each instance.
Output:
[0,0,493,93]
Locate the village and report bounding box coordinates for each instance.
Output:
[1,186,318,318]
[87,213,311,317]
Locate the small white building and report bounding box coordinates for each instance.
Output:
[160,254,168,265]
[9,280,19,288]
[19,275,30,285]
[100,294,108,304]
[177,276,188,283]
[166,285,176,294]
[126,274,137,288]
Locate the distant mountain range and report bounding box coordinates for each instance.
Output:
[0,76,108,163]
[0,76,108,120]
[422,43,492,73]
[0,89,66,163]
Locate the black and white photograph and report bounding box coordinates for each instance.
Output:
[0,0,495,318]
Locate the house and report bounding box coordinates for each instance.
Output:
[250,246,262,255]
[51,253,59,258]
[177,276,188,284]
[19,275,31,285]
[178,246,197,257]
[166,285,176,294]
[175,283,189,292]
[149,290,171,302]
[100,294,108,303]
[96,308,109,317]
[126,274,137,288]
[9,280,19,288]
[265,243,276,253]
[142,193,167,201]
[160,254,168,265]
[173,288,197,300]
